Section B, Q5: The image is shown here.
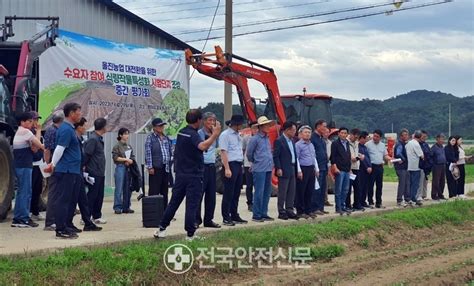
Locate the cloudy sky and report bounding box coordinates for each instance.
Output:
[114,0,473,108]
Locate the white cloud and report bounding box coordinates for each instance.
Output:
[115,0,474,106]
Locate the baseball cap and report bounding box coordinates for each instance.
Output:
[152,118,167,126]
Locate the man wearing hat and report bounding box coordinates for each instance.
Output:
[246,116,275,222]
[145,117,173,211]
[219,114,247,226]
[43,112,64,230]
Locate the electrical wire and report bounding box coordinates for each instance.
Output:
[137,0,258,15]
[116,0,216,10]
[189,0,221,80]
[146,0,330,22]
[185,0,452,42]
[175,1,401,35]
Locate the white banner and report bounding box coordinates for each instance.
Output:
[39,29,189,135]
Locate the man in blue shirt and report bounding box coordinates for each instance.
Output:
[154,109,221,241]
[195,112,221,228]
[46,102,83,239]
[273,121,300,220]
[219,114,246,226]
[247,116,276,222]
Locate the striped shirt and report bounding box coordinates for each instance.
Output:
[13,126,35,168]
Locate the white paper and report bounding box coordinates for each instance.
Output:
[33,159,43,166]
[314,178,320,190]
[83,172,95,185]
[125,150,132,160]
[391,158,402,163]
[350,174,357,181]
[449,163,456,172]
[39,162,51,178]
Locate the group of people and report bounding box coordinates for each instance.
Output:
[12,103,109,238]
[11,103,470,240]
[394,129,468,206]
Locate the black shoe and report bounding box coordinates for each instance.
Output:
[137,193,144,201]
[123,209,135,214]
[352,207,365,212]
[342,208,352,214]
[247,204,253,212]
[252,217,265,222]
[375,205,386,209]
[362,203,370,208]
[114,210,122,214]
[287,212,298,219]
[368,204,375,209]
[83,224,103,231]
[232,217,248,224]
[278,214,288,220]
[325,201,334,207]
[67,226,83,233]
[263,216,274,221]
[56,230,78,239]
[203,221,221,228]
[223,220,235,226]
[11,219,38,228]
[415,201,423,206]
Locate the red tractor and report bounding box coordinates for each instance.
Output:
[185,46,338,194]
[0,16,59,220]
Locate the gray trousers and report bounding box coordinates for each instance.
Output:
[431,164,445,200]
[44,176,58,227]
[417,170,428,200]
[396,169,410,203]
[277,174,296,215]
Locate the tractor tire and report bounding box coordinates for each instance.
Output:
[0,134,14,221]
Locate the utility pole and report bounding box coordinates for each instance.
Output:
[224,0,233,123]
[448,103,451,136]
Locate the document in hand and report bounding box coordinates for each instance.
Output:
[39,162,51,178]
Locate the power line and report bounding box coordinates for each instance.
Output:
[185,0,453,42]
[136,0,258,15]
[146,0,330,22]
[190,0,221,80]
[175,1,399,35]
[116,0,216,10]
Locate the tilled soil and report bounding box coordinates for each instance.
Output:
[205,222,474,285]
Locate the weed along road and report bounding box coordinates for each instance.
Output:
[0,184,473,285]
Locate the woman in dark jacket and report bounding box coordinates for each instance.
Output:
[112,128,135,214]
[444,136,459,198]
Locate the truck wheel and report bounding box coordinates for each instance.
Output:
[0,134,14,221]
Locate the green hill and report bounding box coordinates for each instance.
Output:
[199,90,474,139]
[332,90,474,138]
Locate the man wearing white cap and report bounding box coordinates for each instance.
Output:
[246,116,275,222]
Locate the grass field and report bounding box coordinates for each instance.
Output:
[0,200,473,285]
[384,164,474,183]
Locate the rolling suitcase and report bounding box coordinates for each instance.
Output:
[141,164,164,228]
